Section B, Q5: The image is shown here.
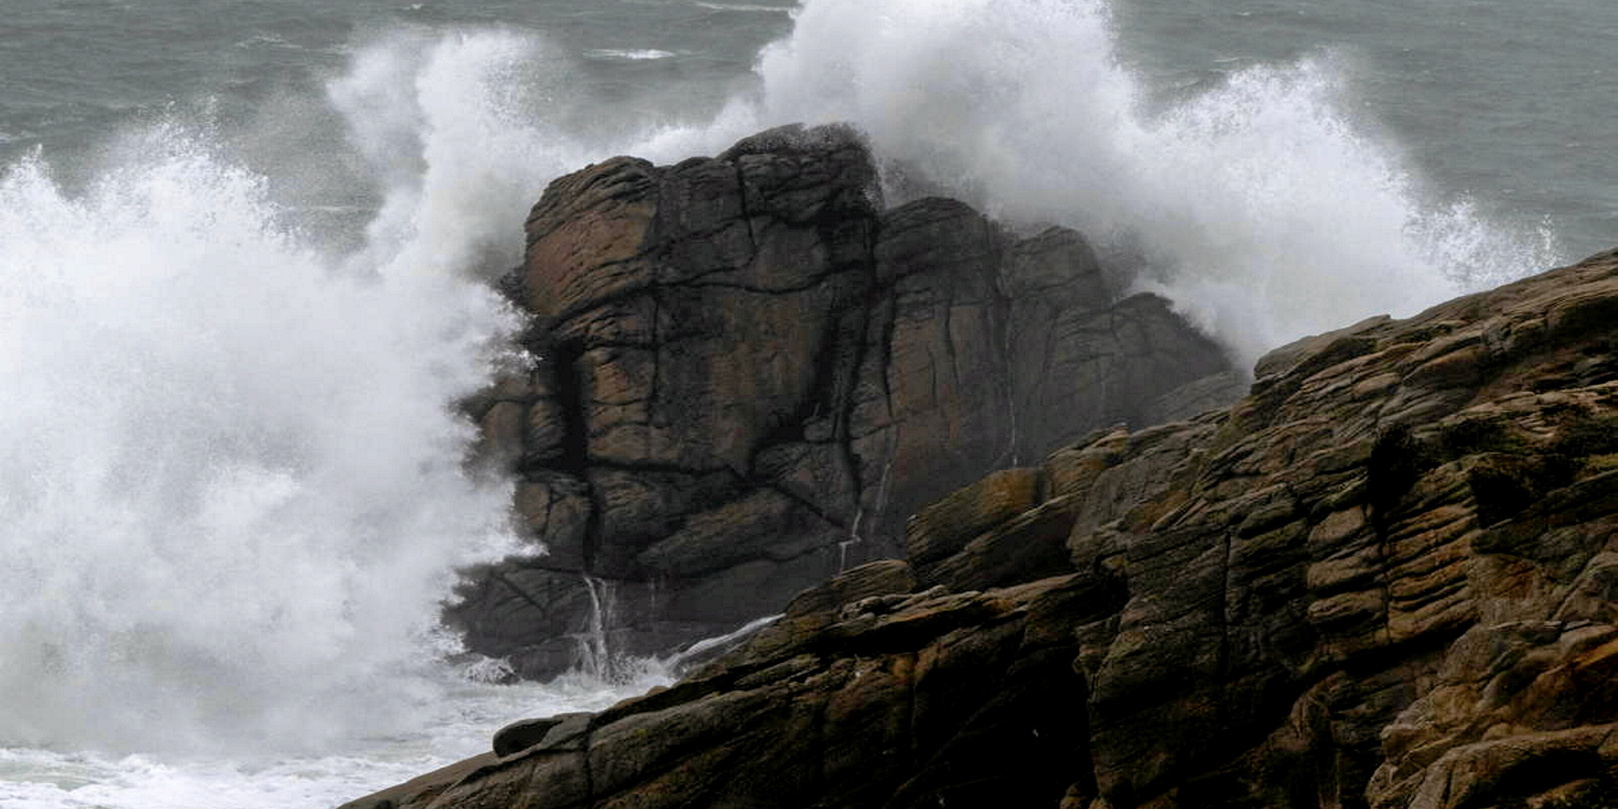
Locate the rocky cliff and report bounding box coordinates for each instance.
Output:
[451,125,1235,677]
[350,247,1618,809]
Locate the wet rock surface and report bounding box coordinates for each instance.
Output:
[449,124,1232,677]
[350,249,1618,808]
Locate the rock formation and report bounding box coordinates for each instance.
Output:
[349,247,1618,809]
[450,124,1235,677]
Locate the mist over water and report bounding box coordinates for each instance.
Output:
[0,0,1603,804]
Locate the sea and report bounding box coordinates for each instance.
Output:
[0,0,1613,807]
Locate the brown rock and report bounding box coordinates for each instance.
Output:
[343,249,1618,809]
[904,467,1043,573]
[522,157,660,323]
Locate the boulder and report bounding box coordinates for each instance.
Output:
[448,125,1233,676]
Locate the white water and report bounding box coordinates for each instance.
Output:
[0,668,671,809]
[553,0,1560,364]
[0,28,665,809]
[0,0,1564,805]
[721,0,1559,363]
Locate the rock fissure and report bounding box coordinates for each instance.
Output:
[490,571,553,616]
[681,273,848,296]
[759,479,849,533]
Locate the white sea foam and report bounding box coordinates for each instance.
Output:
[693,2,793,13]
[0,27,706,804]
[0,42,543,758]
[301,0,1557,374]
[0,668,670,809]
[711,0,1560,365]
[327,29,605,282]
[585,48,676,61]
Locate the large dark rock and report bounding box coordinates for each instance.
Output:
[449,124,1233,677]
[350,249,1618,809]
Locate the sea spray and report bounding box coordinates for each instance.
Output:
[298,0,1562,368]
[327,30,599,282]
[0,26,731,761]
[710,0,1560,365]
[0,87,526,758]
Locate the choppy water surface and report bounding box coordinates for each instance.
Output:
[1,0,1613,806]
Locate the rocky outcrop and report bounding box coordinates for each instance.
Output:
[351,248,1618,809]
[450,125,1234,677]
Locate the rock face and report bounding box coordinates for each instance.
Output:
[350,249,1618,809]
[449,124,1234,677]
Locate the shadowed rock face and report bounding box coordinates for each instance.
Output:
[349,249,1618,809]
[449,124,1234,677]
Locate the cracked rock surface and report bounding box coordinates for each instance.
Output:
[449,124,1234,677]
[351,248,1618,808]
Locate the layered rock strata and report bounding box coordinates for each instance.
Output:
[451,125,1234,676]
[353,248,1618,809]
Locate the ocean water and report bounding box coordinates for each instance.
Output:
[0,0,1612,806]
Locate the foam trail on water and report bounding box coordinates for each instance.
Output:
[705,0,1561,364]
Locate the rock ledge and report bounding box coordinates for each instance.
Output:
[350,248,1618,809]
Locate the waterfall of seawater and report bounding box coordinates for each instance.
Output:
[575,575,623,683]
